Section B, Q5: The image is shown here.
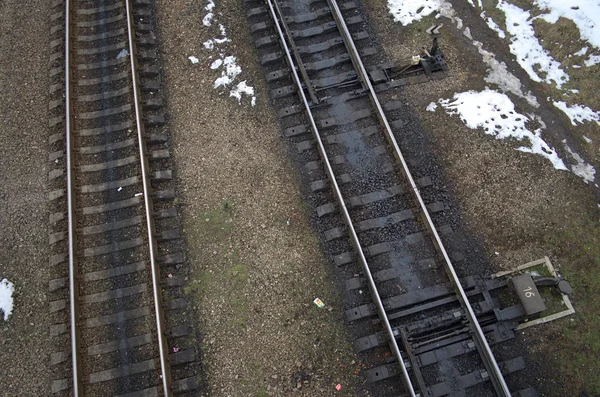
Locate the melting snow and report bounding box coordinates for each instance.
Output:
[584,54,600,67]
[387,0,454,26]
[583,136,592,144]
[533,0,600,48]
[553,101,600,126]
[201,2,256,106]
[498,1,569,89]
[202,13,213,27]
[482,12,506,39]
[214,56,242,88]
[0,278,15,321]
[564,144,596,183]
[463,27,472,40]
[210,59,223,69]
[387,1,536,107]
[387,0,597,183]
[116,49,128,59]
[473,40,539,107]
[188,56,200,64]
[230,81,256,104]
[574,46,589,57]
[203,40,214,50]
[437,88,566,170]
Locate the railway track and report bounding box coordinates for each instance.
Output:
[47,0,199,395]
[246,0,535,396]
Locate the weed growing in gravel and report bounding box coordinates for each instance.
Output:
[197,200,234,238]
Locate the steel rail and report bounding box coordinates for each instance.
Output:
[271,0,319,104]
[64,0,82,394]
[265,1,417,395]
[125,0,173,395]
[325,0,512,395]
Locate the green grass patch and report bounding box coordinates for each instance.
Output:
[183,270,212,296]
[544,219,600,394]
[254,386,269,397]
[197,200,235,240]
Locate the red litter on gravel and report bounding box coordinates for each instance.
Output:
[335,384,342,391]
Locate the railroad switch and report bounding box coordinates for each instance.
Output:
[368,36,448,90]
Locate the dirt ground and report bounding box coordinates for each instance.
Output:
[0,0,54,395]
[360,0,600,395]
[155,0,367,395]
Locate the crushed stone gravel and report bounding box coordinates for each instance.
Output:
[0,0,53,395]
[155,0,367,395]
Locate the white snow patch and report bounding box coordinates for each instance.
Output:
[214,37,231,45]
[533,0,600,48]
[553,101,600,126]
[426,102,438,112]
[210,59,223,69]
[230,81,256,105]
[202,12,214,26]
[387,0,454,26]
[188,56,199,64]
[213,56,242,88]
[572,65,582,69]
[454,17,463,30]
[498,1,569,89]
[0,278,15,321]
[584,54,600,67]
[438,88,566,170]
[116,49,128,59]
[583,135,592,144]
[473,41,539,107]
[463,27,472,40]
[201,3,256,106]
[203,40,214,50]
[481,11,506,38]
[564,144,596,183]
[574,46,589,56]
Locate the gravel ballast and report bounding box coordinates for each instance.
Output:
[155,0,366,395]
[0,0,53,395]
